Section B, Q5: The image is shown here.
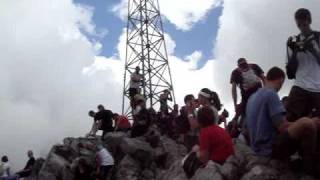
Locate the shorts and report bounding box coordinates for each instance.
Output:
[272,130,299,160]
[129,88,138,98]
[287,86,320,122]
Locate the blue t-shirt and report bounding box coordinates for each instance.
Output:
[245,87,286,156]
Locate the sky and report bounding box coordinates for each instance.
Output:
[1,0,320,170]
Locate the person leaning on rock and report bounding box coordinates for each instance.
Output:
[86,110,101,138]
[95,105,114,140]
[95,144,114,180]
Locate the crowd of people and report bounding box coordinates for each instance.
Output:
[1,7,319,180]
[70,7,320,179]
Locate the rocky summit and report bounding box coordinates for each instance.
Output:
[25,130,317,180]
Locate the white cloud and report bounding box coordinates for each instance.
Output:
[0,0,116,170]
[112,0,222,31]
[185,50,202,70]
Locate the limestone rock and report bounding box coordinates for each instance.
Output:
[115,155,141,180]
[191,161,223,180]
[157,160,188,180]
[241,165,280,180]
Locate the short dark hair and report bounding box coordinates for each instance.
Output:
[1,156,8,163]
[88,110,95,116]
[295,8,312,22]
[112,113,119,118]
[197,106,216,127]
[184,94,194,104]
[266,67,285,81]
[97,104,104,109]
[237,58,246,64]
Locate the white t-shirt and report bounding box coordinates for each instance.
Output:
[1,162,10,177]
[241,69,261,91]
[290,33,320,92]
[130,73,142,89]
[97,148,114,166]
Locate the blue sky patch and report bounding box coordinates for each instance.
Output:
[75,0,222,68]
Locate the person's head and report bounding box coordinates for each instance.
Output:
[1,156,8,163]
[197,106,216,128]
[184,94,195,106]
[135,66,140,73]
[237,58,249,70]
[295,8,312,33]
[28,150,33,158]
[266,67,286,92]
[97,104,105,111]
[163,89,170,95]
[112,113,119,119]
[198,88,212,106]
[88,110,95,117]
[198,88,222,110]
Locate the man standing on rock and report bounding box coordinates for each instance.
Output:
[286,8,320,122]
[230,58,265,117]
[246,67,319,174]
[129,66,143,106]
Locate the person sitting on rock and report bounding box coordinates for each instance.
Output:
[95,144,114,180]
[193,106,234,165]
[246,67,319,174]
[179,94,199,151]
[74,158,94,180]
[197,88,220,124]
[0,155,17,180]
[113,113,131,132]
[177,95,195,136]
[15,150,35,178]
[86,110,101,138]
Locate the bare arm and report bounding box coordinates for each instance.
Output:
[231,82,237,110]
[198,150,209,163]
[192,145,209,163]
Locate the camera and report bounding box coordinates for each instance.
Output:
[287,36,314,52]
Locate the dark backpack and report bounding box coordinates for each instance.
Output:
[211,91,222,111]
[286,31,320,79]
[182,152,203,178]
